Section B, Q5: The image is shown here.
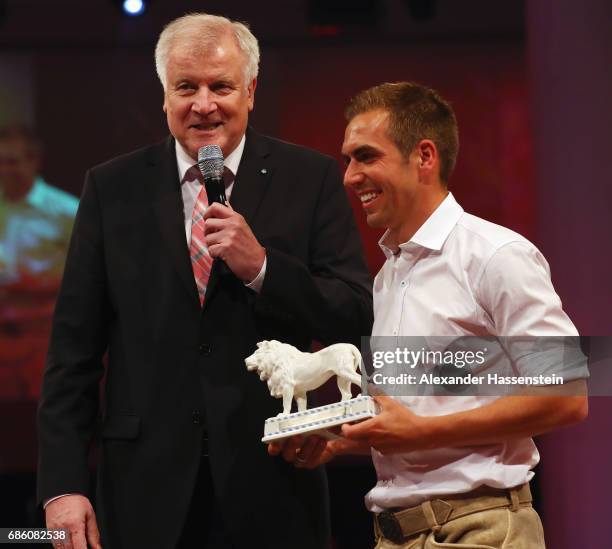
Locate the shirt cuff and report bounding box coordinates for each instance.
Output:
[43,493,78,509]
[245,254,267,293]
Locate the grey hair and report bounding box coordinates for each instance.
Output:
[155,13,260,91]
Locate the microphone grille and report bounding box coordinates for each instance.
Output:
[198,145,224,179]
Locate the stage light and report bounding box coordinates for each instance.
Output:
[109,0,150,17]
[122,0,145,16]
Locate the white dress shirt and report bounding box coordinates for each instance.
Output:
[367,192,579,512]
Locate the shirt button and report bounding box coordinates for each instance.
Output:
[199,343,212,355]
[192,410,201,424]
[400,280,407,287]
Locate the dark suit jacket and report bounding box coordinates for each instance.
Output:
[37,128,373,549]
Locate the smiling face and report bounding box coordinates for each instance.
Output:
[342,109,428,243]
[163,32,256,160]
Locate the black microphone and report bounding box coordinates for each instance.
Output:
[197,144,230,278]
[197,145,227,205]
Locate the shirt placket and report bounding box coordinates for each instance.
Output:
[394,245,423,336]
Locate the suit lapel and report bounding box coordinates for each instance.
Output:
[150,137,200,307]
[229,127,273,225]
[203,128,273,307]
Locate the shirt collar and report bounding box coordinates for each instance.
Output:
[175,134,246,183]
[378,192,464,259]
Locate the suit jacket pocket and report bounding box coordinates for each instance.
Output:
[102,415,141,440]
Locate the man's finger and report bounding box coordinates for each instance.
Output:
[342,417,376,440]
[267,440,285,456]
[202,217,228,236]
[53,537,72,549]
[281,435,303,462]
[202,202,233,220]
[302,438,330,468]
[203,226,226,246]
[86,512,103,549]
[372,395,394,409]
[294,435,321,467]
[69,527,87,549]
[206,243,226,261]
[330,436,360,455]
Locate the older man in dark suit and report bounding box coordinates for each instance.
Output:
[37,13,372,549]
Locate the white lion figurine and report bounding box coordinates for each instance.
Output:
[245,340,363,416]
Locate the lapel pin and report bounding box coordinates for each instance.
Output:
[260,168,268,175]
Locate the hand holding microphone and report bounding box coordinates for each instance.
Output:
[198,145,265,283]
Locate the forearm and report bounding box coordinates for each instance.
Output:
[423,384,588,449]
[342,385,588,455]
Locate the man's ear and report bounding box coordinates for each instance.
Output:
[417,140,437,170]
[416,139,440,184]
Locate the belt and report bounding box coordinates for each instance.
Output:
[375,483,532,545]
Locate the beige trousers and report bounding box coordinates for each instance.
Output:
[374,505,546,549]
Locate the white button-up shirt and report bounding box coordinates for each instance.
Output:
[367,192,578,512]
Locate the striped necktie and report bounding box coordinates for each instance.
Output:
[188,166,212,306]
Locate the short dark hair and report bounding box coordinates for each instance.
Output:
[345,82,459,183]
[0,124,43,158]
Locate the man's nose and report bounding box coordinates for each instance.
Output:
[191,89,218,115]
[343,161,363,189]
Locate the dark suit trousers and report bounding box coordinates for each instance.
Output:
[177,437,236,549]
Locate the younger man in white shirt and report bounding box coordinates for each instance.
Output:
[271,82,588,548]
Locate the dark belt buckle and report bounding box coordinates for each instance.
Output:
[378,511,404,544]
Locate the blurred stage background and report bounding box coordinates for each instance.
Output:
[0,1,610,547]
